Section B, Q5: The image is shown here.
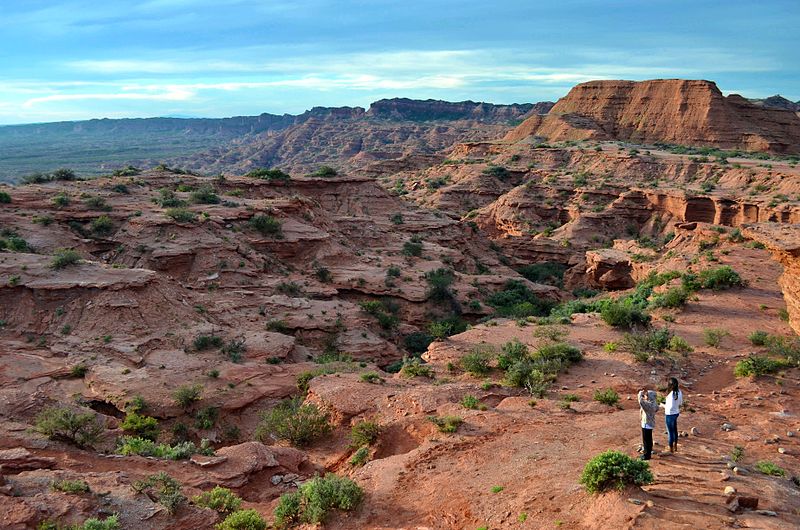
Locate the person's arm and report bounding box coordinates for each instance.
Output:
[637,390,647,408]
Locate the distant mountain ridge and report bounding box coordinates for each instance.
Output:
[0,98,548,182]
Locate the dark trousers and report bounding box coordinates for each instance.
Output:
[666,414,679,446]
[642,427,653,459]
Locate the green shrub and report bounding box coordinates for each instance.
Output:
[482,165,510,179]
[403,331,433,354]
[90,215,114,236]
[402,238,423,257]
[593,388,619,406]
[84,196,111,211]
[245,167,291,181]
[350,420,381,447]
[425,268,455,302]
[195,406,219,429]
[310,166,338,178]
[193,486,242,514]
[359,371,383,384]
[580,450,653,493]
[51,478,90,494]
[703,328,729,348]
[487,280,555,318]
[461,346,493,376]
[668,336,693,354]
[216,509,267,530]
[76,516,120,530]
[461,395,480,409]
[190,185,220,204]
[120,412,159,441]
[52,168,77,181]
[165,207,196,222]
[623,328,673,362]
[133,472,185,514]
[256,398,331,447]
[698,266,746,290]
[0,231,29,252]
[497,340,528,370]
[249,214,282,237]
[116,436,204,460]
[734,355,787,377]
[518,262,567,287]
[193,333,223,351]
[650,287,689,309]
[315,266,332,283]
[755,460,786,477]
[273,474,362,528]
[50,249,82,269]
[173,383,203,409]
[349,446,369,467]
[34,406,103,448]
[601,300,650,329]
[428,415,463,433]
[222,339,246,362]
[0,191,10,203]
[400,356,434,378]
[748,330,769,346]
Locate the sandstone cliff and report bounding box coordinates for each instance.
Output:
[505,79,800,154]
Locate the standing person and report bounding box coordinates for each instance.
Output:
[638,389,658,460]
[663,377,683,453]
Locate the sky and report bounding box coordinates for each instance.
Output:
[0,0,798,125]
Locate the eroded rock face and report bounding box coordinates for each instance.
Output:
[742,223,800,334]
[506,79,800,154]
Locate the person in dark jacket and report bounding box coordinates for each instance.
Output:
[638,389,658,460]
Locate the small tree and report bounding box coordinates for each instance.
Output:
[174,384,203,409]
[580,450,653,493]
[255,398,331,447]
[35,406,104,448]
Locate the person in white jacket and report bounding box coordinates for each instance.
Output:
[662,377,683,453]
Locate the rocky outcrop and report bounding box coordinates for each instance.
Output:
[366,98,551,122]
[741,223,800,334]
[506,79,800,154]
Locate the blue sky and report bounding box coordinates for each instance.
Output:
[0,0,797,124]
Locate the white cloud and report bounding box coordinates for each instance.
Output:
[22,86,195,108]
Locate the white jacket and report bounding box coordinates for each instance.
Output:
[663,390,683,415]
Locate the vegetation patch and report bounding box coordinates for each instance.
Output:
[273,473,363,528]
[580,450,653,493]
[256,397,331,447]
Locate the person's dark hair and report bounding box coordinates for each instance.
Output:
[669,377,679,399]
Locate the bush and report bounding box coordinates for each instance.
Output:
[193,486,242,514]
[120,412,159,441]
[404,332,433,354]
[748,330,769,346]
[51,478,90,494]
[425,268,455,302]
[310,166,338,178]
[428,415,463,433]
[256,398,331,447]
[461,346,493,376]
[359,371,383,384]
[623,328,673,362]
[34,406,104,448]
[400,356,434,378]
[116,436,203,460]
[580,450,654,493]
[75,516,120,530]
[734,355,787,377]
[195,406,219,429]
[703,328,729,348]
[165,207,196,222]
[84,196,111,211]
[487,280,555,318]
[497,340,528,370]
[315,266,332,283]
[50,249,82,269]
[249,214,282,237]
[52,168,77,181]
[245,167,291,181]
[518,262,567,287]
[593,388,619,406]
[190,185,220,204]
[0,191,10,203]
[650,287,689,309]
[216,509,267,530]
[755,460,786,477]
[349,446,369,466]
[482,165,510,179]
[601,300,650,329]
[133,472,185,514]
[350,420,381,447]
[52,193,71,207]
[698,266,746,290]
[668,336,693,354]
[174,383,203,409]
[194,334,224,351]
[402,238,423,257]
[461,395,480,409]
[90,215,114,236]
[273,474,362,528]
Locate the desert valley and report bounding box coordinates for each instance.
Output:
[2,77,800,530]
